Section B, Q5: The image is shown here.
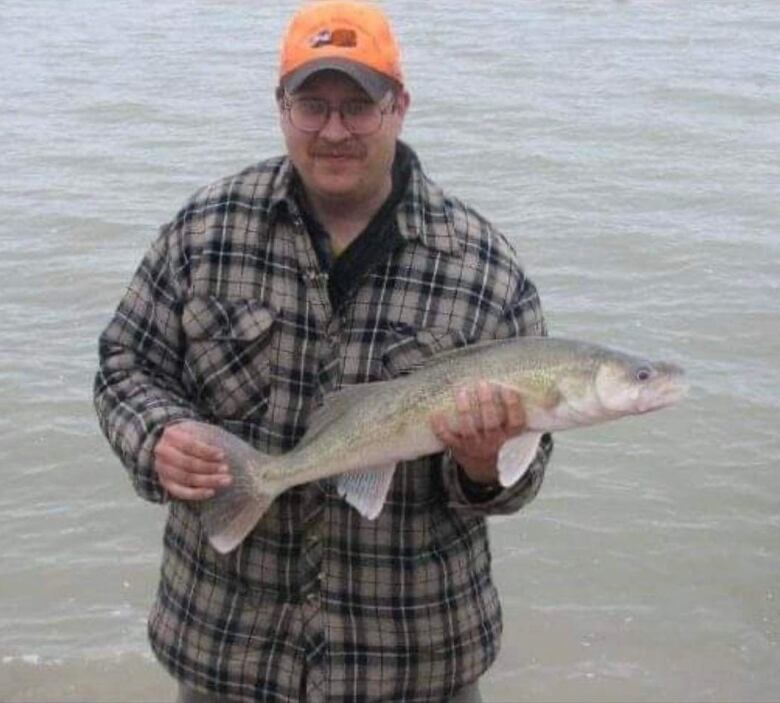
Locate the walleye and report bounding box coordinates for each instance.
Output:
[190,336,687,553]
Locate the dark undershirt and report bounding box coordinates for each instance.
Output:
[294,141,412,311]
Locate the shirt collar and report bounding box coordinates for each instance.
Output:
[267,158,299,219]
[394,143,462,257]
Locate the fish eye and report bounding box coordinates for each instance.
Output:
[635,366,654,382]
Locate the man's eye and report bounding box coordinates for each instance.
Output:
[343,101,372,117]
[297,99,326,115]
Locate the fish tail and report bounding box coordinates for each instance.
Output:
[186,422,284,554]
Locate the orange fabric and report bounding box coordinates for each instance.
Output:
[280,1,403,84]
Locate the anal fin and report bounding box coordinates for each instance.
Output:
[337,464,397,520]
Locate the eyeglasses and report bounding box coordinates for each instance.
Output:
[282,94,396,135]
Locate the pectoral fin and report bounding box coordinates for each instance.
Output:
[497,432,543,487]
[337,464,396,520]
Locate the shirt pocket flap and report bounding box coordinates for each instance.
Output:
[382,323,470,378]
[182,296,275,341]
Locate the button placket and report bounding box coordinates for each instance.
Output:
[289,214,332,320]
[299,489,325,603]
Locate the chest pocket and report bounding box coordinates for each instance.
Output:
[182,296,276,420]
[381,323,470,380]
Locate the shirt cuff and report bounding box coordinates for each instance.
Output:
[456,464,503,503]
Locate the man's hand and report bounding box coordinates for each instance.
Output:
[430,381,527,485]
[154,421,232,501]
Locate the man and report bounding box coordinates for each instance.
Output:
[94,2,553,701]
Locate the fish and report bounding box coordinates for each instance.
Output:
[189,336,688,553]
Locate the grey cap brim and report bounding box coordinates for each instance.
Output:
[281,57,395,102]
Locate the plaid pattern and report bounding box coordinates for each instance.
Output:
[94,145,552,702]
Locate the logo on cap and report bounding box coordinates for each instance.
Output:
[309,28,357,49]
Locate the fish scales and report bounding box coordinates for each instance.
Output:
[269,338,578,486]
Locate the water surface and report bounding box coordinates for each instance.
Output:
[1,1,778,701]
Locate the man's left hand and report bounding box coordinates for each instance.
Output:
[430,381,527,485]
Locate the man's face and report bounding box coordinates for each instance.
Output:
[279,70,409,205]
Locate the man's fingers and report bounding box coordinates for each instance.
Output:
[477,381,503,432]
[154,422,232,502]
[157,462,232,490]
[434,384,528,466]
[155,441,228,475]
[500,386,526,433]
[160,477,216,502]
[157,461,230,501]
[165,423,225,462]
[430,413,461,447]
[455,386,479,436]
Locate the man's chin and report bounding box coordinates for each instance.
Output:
[310,174,362,200]
[313,157,361,178]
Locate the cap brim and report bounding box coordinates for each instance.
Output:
[281,58,394,102]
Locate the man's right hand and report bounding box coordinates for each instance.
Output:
[153,421,232,501]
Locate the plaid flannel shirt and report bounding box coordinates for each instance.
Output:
[94,144,553,702]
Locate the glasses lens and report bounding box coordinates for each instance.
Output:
[288,98,384,135]
[341,100,382,135]
[289,98,328,132]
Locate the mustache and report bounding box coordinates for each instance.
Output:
[309,142,365,159]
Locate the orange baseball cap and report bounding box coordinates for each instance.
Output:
[279,1,403,101]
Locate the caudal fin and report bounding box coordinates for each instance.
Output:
[186,422,283,554]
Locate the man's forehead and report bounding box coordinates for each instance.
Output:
[293,70,373,99]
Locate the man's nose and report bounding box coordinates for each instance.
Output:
[319,107,351,140]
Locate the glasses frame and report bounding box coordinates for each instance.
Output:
[281,92,397,136]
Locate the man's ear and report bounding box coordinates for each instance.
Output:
[276,86,290,129]
[275,86,287,110]
[395,89,411,119]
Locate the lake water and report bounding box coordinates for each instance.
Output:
[1,1,778,701]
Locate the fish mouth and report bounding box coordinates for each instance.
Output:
[658,379,689,406]
[637,370,689,413]
[664,364,688,398]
